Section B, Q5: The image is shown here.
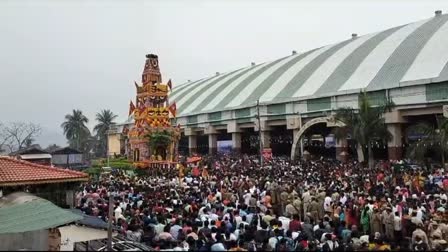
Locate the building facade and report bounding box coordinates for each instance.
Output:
[110,11,448,162]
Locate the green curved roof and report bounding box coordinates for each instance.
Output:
[171,13,448,117]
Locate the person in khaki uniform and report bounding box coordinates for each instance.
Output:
[280,188,290,216]
[285,198,302,219]
[370,208,383,235]
[308,197,320,223]
[302,188,311,218]
[384,207,395,240]
[317,188,326,219]
[288,189,298,204]
[412,223,429,247]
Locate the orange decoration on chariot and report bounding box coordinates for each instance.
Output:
[127,54,180,168]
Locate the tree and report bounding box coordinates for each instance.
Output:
[406,116,448,169]
[335,92,393,169]
[93,109,117,157]
[147,130,172,159]
[45,144,61,153]
[61,109,90,150]
[0,122,42,153]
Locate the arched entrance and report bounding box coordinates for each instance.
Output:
[291,116,345,160]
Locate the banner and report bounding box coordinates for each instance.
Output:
[325,135,336,148]
[217,140,233,154]
[262,148,272,160]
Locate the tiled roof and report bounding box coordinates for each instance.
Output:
[0,156,88,186]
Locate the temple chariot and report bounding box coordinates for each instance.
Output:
[126,54,180,169]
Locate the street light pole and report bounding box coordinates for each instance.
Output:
[106,126,110,167]
[257,100,264,167]
[107,188,114,251]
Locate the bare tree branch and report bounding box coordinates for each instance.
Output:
[0,122,42,152]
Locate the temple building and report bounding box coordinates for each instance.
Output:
[109,11,448,162]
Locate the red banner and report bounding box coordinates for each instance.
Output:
[262,148,272,160]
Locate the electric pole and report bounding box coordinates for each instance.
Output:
[106,126,110,168]
[107,188,114,251]
[257,100,263,167]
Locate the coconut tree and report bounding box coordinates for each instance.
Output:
[335,92,393,169]
[94,109,118,157]
[406,116,448,169]
[61,109,90,150]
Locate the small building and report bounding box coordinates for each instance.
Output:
[51,147,85,170]
[9,145,52,166]
[107,118,133,158]
[0,156,88,207]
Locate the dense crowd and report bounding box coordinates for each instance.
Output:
[76,155,448,251]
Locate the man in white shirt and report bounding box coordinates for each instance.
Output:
[416,207,423,222]
[114,205,122,220]
[393,212,402,242]
[278,216,291,232]
[215,190,222,202]
[339,193,347,206]
[243,190,252,206]
[324,195,332,214]
[209,209,219,221]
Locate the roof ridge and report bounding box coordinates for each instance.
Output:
[0,156,87,177]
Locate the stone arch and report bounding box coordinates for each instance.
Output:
[290,116,345,160]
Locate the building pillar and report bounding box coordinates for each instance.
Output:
[261,131,271,149]
[188,135,197,155]
[291,129,302,158]
[232,132,241,153]
[387,124,403,161]
[208,134,217,155]
[336,138,348,162]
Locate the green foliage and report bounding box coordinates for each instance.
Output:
[91,157,133,169]
[94,109,118,157]
[61,109,91,153]
[135,168,147,177]
[83,167,101,175]
[335,92,393,168]
[146,130,172,150]
[108,160,133,170]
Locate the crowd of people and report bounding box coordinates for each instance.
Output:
[76,154,448,251]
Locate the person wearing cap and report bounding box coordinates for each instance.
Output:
[412,234,429,251]
[317,188,326,219]
[371,207,383,236]
[302,188,311,218]
[308,197,320,223]
[384,206,395,240]
[412,223,429,247]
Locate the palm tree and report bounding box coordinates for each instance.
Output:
[61,109,90,150]
[335,92,393,169]
[407,116,448,169]
[94,109,118,157]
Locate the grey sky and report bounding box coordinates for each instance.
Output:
[0,0,447,147]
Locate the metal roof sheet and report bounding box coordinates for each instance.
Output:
[170,13,448,117]
[0,192,82,234]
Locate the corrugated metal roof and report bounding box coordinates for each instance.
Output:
[19,154,52,160]
[170,13,448,117]
[0,192,82,234]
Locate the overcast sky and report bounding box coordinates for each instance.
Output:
[0,0,447,147]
